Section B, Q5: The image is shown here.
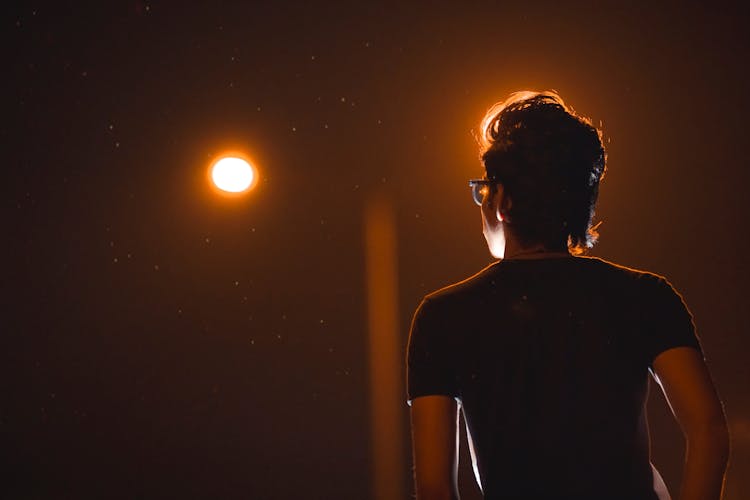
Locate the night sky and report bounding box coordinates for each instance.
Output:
[5,2,750,498]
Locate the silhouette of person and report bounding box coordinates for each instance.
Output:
[406,91,729,500]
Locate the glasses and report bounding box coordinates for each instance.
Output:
[468,178,498,206]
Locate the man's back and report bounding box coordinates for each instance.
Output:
[407,255,702,499]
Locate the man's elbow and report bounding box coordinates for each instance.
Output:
[685,418,731,462]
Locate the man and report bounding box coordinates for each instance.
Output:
[406,91,729,500]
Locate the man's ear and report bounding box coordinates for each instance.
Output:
[495,184,512,222]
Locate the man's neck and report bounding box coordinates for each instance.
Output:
[503,238,569,260]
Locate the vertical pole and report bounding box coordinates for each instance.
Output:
[365,193,404,500]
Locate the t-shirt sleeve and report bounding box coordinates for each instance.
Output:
[406,297,460,406]
[642,275,703,369]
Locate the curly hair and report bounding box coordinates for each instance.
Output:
[479,91,606,255]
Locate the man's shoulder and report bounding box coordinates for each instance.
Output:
[421,261,501,306]
[581,255,669,284]
[422,256,670,306]
[420,256,670,303]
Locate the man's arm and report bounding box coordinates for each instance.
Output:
[410,395,461,500]
[652,347,730,500]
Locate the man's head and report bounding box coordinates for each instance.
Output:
[478,91,606,255]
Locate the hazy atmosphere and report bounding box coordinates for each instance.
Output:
[5,2,749,498]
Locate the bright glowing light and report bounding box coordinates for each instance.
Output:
[211,157,255,193]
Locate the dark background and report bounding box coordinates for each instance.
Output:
[4,1,749,498]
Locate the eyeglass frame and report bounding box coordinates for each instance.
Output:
[468,178,501,206]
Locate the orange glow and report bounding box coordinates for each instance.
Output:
[364,194,404,500]
[208,154,258,195]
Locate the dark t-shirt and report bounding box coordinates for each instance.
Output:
[406,255,703,500]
